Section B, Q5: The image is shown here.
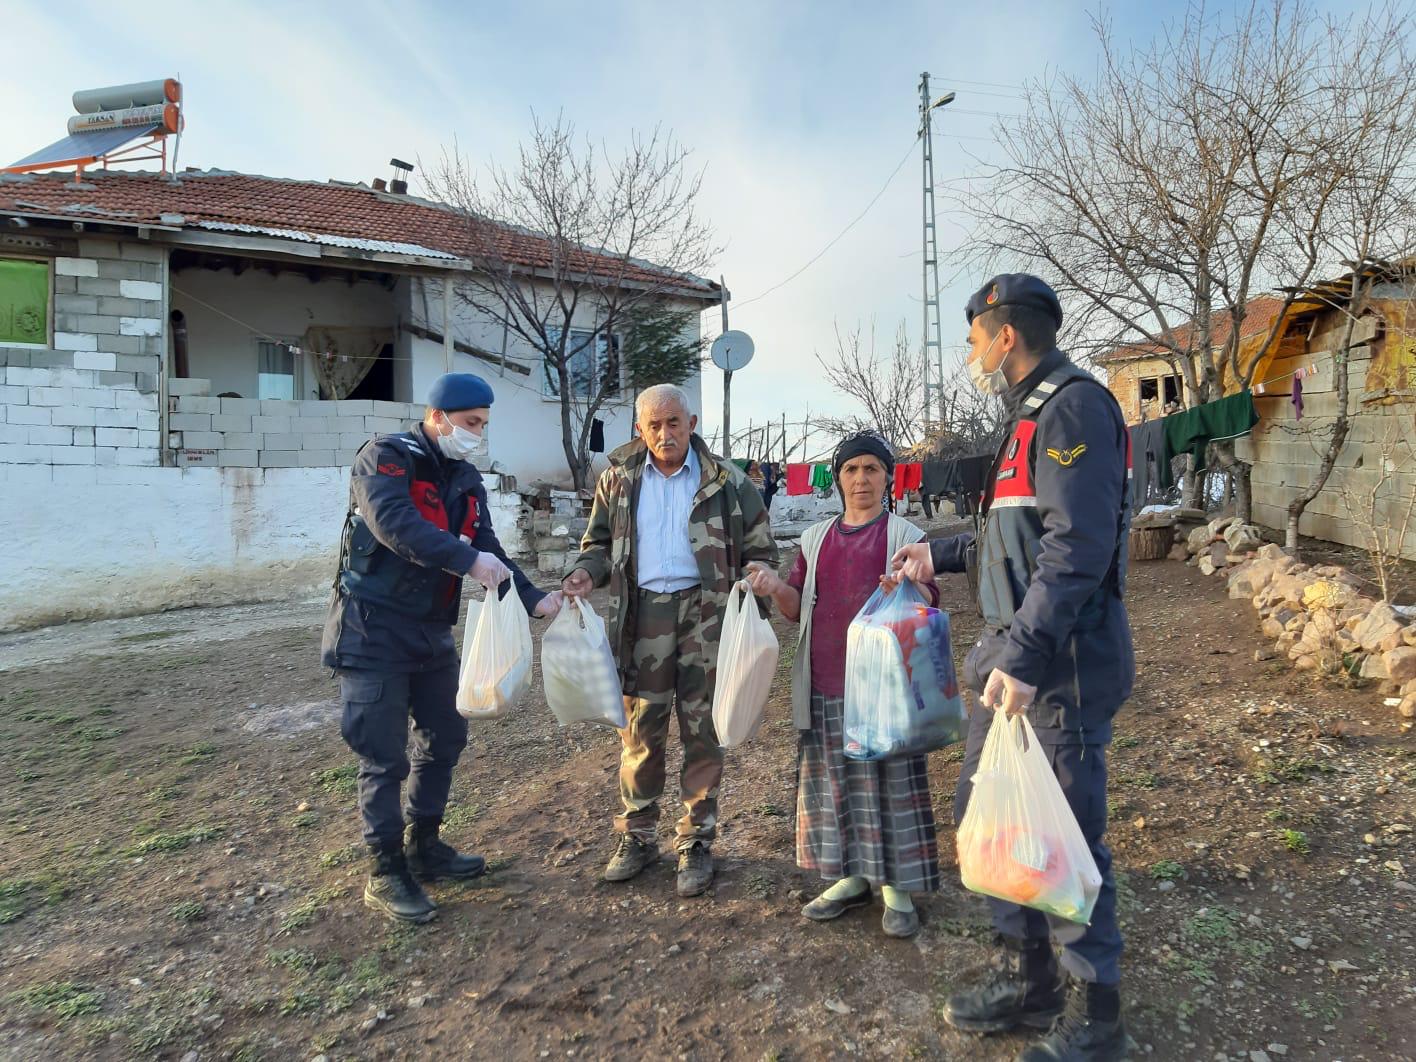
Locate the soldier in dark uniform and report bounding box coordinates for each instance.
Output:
[894,275,1133,1061]
[322,372,562,924]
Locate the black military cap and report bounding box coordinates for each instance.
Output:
[964,273,1063,329]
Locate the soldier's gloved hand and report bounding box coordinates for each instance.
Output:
[744,561,784,597]
[534,591,565,619]
[982,669,1038,718]
[890,542,934,584]
[562,568,594,599]
[469,551,511,590]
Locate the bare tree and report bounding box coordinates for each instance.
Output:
[814,320,927,449]
[953,0,1413,518]
[1340,413,1416,603]
[426,114,719,491]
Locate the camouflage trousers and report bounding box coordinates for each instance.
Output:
[615,587,723,851]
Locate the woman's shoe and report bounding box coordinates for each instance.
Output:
[801,888,873,921]
[881,904,921,938]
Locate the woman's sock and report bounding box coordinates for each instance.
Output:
[821,876,870,902]
[880,885,914,913]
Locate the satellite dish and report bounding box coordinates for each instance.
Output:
[710,330,755,372]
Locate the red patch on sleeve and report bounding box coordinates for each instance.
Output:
[377,463,406,477]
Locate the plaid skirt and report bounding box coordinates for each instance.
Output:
[796,691,941,892]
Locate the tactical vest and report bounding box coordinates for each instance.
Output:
[974,364,1132,632]
[336,433,481,620]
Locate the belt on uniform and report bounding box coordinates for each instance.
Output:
[636,584,701,599]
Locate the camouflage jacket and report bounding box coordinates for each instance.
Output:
[569,433,778,693]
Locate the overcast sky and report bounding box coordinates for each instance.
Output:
[1,0,1371,445]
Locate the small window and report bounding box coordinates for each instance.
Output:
[257,341,296,400]
[543,329,621,399]
[0,256,52,347]
[1138,374,1181,407]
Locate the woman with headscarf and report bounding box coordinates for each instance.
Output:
[747,430,967,938]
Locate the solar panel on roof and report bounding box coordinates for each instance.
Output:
[6,125,160,171]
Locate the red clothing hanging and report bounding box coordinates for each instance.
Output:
[785,463,812,496]
[892,462,923,499]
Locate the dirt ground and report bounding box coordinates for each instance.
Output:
[1,548,1414,1062]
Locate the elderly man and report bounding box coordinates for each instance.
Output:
[563,383,777,896]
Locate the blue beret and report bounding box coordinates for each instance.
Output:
[427,372,494,411]
[965,273,1063,329]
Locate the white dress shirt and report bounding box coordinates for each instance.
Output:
[635,447,702,593]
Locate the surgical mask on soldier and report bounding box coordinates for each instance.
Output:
[968,331,1012,396]
[436,422,482,462]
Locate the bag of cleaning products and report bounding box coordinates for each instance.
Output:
[956,708,1103,923]
[456,588,532,719]
[712,581,779,747]
[541,597,628,728]
[842,580,965,760]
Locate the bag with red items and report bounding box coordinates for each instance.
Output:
[956,708,1103,923]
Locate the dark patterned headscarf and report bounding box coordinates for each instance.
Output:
[831,430,895,484]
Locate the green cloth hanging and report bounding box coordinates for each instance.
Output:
[809,463,833,490]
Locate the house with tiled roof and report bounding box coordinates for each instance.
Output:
[0,166,720,629]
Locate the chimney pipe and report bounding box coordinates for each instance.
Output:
[372,177,387,192]
[389,157,413,196]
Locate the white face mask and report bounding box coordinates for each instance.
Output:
[435,420,482,462]
[967,330,1012,396]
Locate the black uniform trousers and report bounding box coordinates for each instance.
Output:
[339,664,467,847]
[953,704,1123,986]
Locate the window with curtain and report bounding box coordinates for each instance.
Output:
[0,257,51,347]
[542,328,621,398]
[257,341,296,400]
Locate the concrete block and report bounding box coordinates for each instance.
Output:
[118,279,164,300]
[135,410,159,431]
[0,462,52,482]
[116,447,160,466]
[261,400,297,415]
[28,386,71,406]
[119,242,166,263]
[115,389,159,411]
[52,275,77,295]
[297,450,337,466]
[219,397,263,415]
[28,425,73,445]
[50,367,96,388]
[49,445,96,465]
[76,238,120,259]
[119,317,162,337]
[340,432,371,450]
[96,427,141,447]
[94,446,119,466]
[292,417,334,434]
[7,366,53,387]
[55,257,99,277]
[334,399,374,415]
[134,372,158,394]
[97,371,138,389]
[222,432,265,450]
[53,332,99,351]
[74,351,117,371]
[71,388,117,408]
[95,407,139,428]
[258,450,301,468]
[55,294,99,315]
[137,430,160,448]
[115,354,159,375]
[218,449,258,467]
[58,313,119,336]
[169,412,211,431]
[76,277,122,297]
[167,431,182,449]
[106,334,145,355]
[168,378,211,397]
[96,465,167,486]
[252,415,291,433]
[210,414,252,433]
[0,443,48,463]
[96,258,150,281]
[6,405,51,426]
[179,431,224,448]
[0,423,26,444]
[50,406,97,427]
[373,400,416,417]
[98,297,146,318]
[262,433,302,450]
[72,426,95,447]
[0,384,27,403]
[50,465,98,486]
[26,350,76,370]
[0,351,29,369]
[303,433,341,450]
[175,396,221,414]
[362,416,405,432]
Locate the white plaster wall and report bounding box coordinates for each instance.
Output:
[0,463,528,632]
[170,267,401,400]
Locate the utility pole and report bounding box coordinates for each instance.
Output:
[919,73,952,438]
[720,277,732,459]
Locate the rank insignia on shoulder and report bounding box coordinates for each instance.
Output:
[1045,443,1087,467]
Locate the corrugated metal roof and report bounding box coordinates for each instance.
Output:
[193,220,459,259]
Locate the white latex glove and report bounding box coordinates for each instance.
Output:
[469,551,511,590]
[982,668,1038,718]
[534,590,565,619]
[745,561,784,597]
[890,542,934,584]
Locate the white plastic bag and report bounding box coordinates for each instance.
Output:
[842,581,965,761]
[956,709,1103,924]
[711,581,779,747]
[540,597,628,728]
[456,588,532,719]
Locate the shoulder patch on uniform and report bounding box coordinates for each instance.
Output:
[377,462,406,477]
[1044,443,1088,467]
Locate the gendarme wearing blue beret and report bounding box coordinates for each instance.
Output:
[320,369,560,925]
[895,268,1137,1055]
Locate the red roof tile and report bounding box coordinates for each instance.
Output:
[1098,295,1290,362]
[0,169,717,296]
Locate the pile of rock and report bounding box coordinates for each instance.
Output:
[1208,541,1416,726]
[1179,514,1268,576]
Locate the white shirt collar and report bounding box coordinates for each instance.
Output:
[645,445,698,481]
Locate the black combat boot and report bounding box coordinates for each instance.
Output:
[943,936,1064,1034]
[364,843,437,924]
[1016,976,1129,1062]
[405,818,487,881]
